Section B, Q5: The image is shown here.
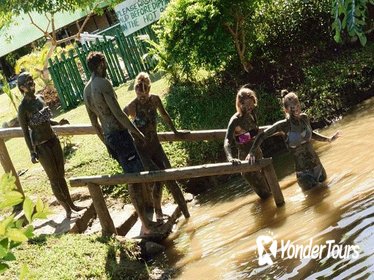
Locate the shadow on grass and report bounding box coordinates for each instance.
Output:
[98,236,150,280]
[61,136,78,160]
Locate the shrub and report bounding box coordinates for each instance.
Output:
[298,41,374,122]
[0,173,50,277]
[164,77,283,164]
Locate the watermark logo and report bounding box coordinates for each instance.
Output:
[256,235,278,266]
[256,235,360,266]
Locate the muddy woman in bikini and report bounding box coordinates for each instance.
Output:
[17,72,84,218]
[124,72,190,221]
[248,90,340,190]
[224,87,272,199]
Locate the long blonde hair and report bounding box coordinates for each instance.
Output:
[235,88,258,116]
[135,72,151,93]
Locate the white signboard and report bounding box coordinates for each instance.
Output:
[115,0,169,36]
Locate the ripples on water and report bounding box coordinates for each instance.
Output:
[161,98,374,280]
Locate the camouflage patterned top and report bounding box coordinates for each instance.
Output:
[125,94,161,146]
[250,113,323,172]
[18,95,56,151]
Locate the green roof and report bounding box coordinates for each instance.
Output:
[0,10,89,58]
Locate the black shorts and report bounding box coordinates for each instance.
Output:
[104,130,144,173]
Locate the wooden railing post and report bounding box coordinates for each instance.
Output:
[87,183,117,236]
[0,138,24,197]
[262,163,285,207]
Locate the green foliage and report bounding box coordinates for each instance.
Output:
[164,78,283,164]
[0,72,20,113]
[332,0,374,46]
[14,43,73,87]
[248,0,336,89]
[298,41,374,121]
[152,0,339,83]
[0,173,50,275]
[0,0,96,30]
[153,0,262,80]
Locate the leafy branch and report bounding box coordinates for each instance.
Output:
[0,173,51,276]
[332,0,374,45]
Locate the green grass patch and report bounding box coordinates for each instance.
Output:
[0,76,175,203]
[1,234,149,280]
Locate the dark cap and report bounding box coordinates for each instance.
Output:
[17,72,32,88]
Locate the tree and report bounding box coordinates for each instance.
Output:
[0,0,120,78]
[332,0,374,46]
[152,0,373,82]
[153,0,263,80]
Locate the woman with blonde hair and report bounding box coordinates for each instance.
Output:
[224,87,272,199]
[124,72,190,221]
[248,90,340,190]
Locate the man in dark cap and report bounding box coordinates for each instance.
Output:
[17,72,84,218]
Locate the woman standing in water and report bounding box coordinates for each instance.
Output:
[124,72,190,221]
[248,90,340,190]
[224,87,272,199]
[17,72,83,218]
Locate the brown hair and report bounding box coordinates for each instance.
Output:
[235,88,258,116]
[281,89,300,118]
[17,71,32,92]
[86,51,105,73]
[135,72,151,93]
[281,89,299,109]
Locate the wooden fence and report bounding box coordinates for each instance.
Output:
[48,25,157,110]
[0,126,284,236]
[0,126,227,196]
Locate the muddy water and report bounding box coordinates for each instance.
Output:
[163,98,374,279]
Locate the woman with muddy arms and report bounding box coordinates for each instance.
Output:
[248,90,340,190]
[17,72,84,218]
[224,87,272,199]
[124,72,190,221]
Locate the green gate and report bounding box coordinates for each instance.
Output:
[48,25,157,110]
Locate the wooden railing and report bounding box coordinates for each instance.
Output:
[0,125,230,195]
[69,159,284,235]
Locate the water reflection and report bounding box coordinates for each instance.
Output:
[162,98,374,279]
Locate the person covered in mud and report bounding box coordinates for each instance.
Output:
[224,87,272,199]
[124,72,190,222]
[17,72,84,218]
[248,90,340,190]
[83,52,162,234]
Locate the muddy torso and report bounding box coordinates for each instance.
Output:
[18,95,55,145]
[265,114,321,171]
[130,95,160,146]
[226,111,261,159]
[84,76,124,135]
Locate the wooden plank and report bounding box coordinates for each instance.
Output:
[69,159,272,187]
[0,139,24,196]
[69,203,96,234]
[87,183,117,236]
[262,164,285,207]
[116,211,138,236]
[0,127,268,140]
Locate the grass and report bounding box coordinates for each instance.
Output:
[0,74,172,201]
[1,234,150,280]
[0,74,179,279]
